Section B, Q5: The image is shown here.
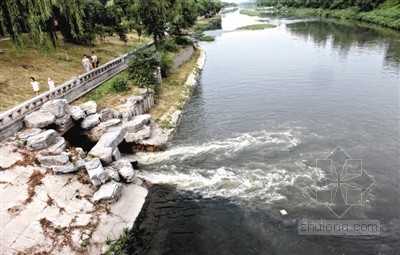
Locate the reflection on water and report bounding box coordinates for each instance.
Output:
[287,20,400,69]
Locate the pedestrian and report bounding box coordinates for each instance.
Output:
[30,77,40,96]
[91,51,98,68]
[47,77,55,90]
[82,54,90,72]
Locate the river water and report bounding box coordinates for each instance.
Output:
[129,8,400,255]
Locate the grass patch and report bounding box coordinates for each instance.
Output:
[194,16,222,32]
[149,49,201,121]
[0,32,151,112]
[237,24,277,30]
[73,71,140,109]
[198,34,215,41]
[240,9,260,16]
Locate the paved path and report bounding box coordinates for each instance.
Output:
[0,144,148,254]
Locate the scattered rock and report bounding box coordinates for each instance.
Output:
[99,108,112,122]
[111,160,135,183]
[98,119,121,130]
[80,101,97,115]
[27,129,58,150]
[98,128,126,148]
[81,114,101,130]
[125,125,151,143]
[92,182,123,203]
[54,114,73,131]
[37,154,69,166]
[84,158,105,186]
[139,120,169,150]
[112,148,121,161]
[67,105,86,121]
[52,162,78,174]
[89,146,113,165]
[104,167,120,182]
[41,99,68,118]
[123,114,151,133]
[24,111,56,128]
[18,128,43,142]
[46,136,67,154]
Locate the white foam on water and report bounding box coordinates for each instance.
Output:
[134,130,301,165]
[128,130,313,206]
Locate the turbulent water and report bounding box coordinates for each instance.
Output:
[125,8,400,255]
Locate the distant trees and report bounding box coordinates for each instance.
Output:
[256,0,386,12]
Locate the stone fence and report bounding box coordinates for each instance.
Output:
[0,41,155,140]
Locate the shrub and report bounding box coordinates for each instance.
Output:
[161,38,179,52]
[175,36,194,46]
[128,48,162,88]
[112,77,129,92]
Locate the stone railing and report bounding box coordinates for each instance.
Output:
[0,41,155,140]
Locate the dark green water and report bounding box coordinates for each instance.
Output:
[129,9,400,255]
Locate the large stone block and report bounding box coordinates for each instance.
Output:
[37,154,69,166]
[89,146,113,165]
[93,182,123,203]
[67,105,86,121]
[111,160,135,183]
[80,101,97,115]
[123,114,151,133]
[52,162,78,174]
[81,114,101,130]
[124,125,151,143]
[27,129,58,150]
[84,158,105,186]
[24,111,56,128]
[41,99,68,118]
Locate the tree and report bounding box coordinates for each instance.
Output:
[0,0,84,48]
[132,0,169,48]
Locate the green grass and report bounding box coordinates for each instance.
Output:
[237,24,277,30]
[73,71,140,109]
[198,35,215,41]
[240,10,260,16]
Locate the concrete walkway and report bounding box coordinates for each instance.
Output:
[0,143,148,254]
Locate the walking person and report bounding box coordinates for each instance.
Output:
[30,77,40,96]
[47,77,55,90]
[91,51,98,68]
[82,54,90,72]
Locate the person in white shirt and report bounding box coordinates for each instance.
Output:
[82,54,90,72]
[30,77,40,96]
[47,78,55,90]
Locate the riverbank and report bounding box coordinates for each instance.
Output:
[266,0,400,30]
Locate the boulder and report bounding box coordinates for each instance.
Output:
[18,128,43,142]
[46,137,67,154]
[125,125,151,143]
[89,146,113,165]
[41,99,68,118]
[123,114,151,133]
[92,182,123,203]
[24,111,56,128]
[112,148,121,161]
[97,128,126,148]
[67,105,86,121]
[111,160,135,183]
[104,167,121,182]
[132,176,144,186]
[37,154,69,166]
[27,129,58,150]
[84,158,105,186]
[99,119,121,129]
[55,114,73,131]
[85,119,122,142]
[80,101,97,115]
[99,108,113,122]
[81,114,101,130]
[52,162,78,174]
[139,120,169,150]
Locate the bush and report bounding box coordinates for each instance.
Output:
[161,38,180,52]
[175,36,194,46]
[112,77,129,92]
[128,48,162,88]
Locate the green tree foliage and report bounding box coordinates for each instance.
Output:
[128,47,162,88]
[0,0,84,48]
[256,0,386,12]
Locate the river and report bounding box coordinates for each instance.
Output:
[127,8,400,255]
